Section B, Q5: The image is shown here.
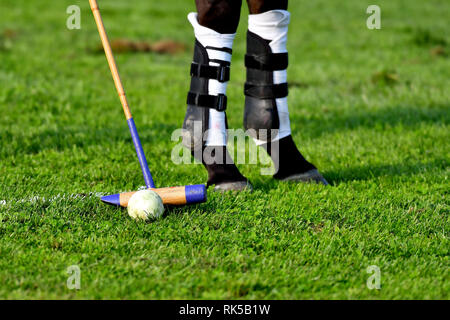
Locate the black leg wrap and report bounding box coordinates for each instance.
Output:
[243,31,289,142]
[182,39,210,151]
[183,40,232,150]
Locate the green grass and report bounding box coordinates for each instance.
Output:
[0,0,448,299]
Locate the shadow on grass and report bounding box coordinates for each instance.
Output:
[326,158,448,184]
[2,104,448,190]
[0,122,179,156]
[294,103,449,139]
[246,158,448,191]
[2,104,447,156]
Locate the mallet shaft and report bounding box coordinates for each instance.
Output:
[89,0,155,189]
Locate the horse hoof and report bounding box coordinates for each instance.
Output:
[280,169,329,185]
[213,181,253,192]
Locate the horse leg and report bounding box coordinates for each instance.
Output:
[242,0,328,184]
[246,0,288,14]
[196,0,242,33]
[182,1,252,191]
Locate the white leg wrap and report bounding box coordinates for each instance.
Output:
[188,13,234,147]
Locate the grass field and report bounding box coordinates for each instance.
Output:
[0,0,448,299]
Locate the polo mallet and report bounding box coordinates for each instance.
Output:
[90,0,206,206]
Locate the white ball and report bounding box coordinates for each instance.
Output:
[127,190,164,221]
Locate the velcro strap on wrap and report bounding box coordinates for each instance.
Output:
[244,83,288,99]
[187,92,227,111]
[190,62,230,82]
[245,53,288,71]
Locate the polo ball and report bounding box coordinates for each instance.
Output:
[127,189,164,220]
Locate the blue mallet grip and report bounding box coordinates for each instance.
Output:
[127,117,155,188]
